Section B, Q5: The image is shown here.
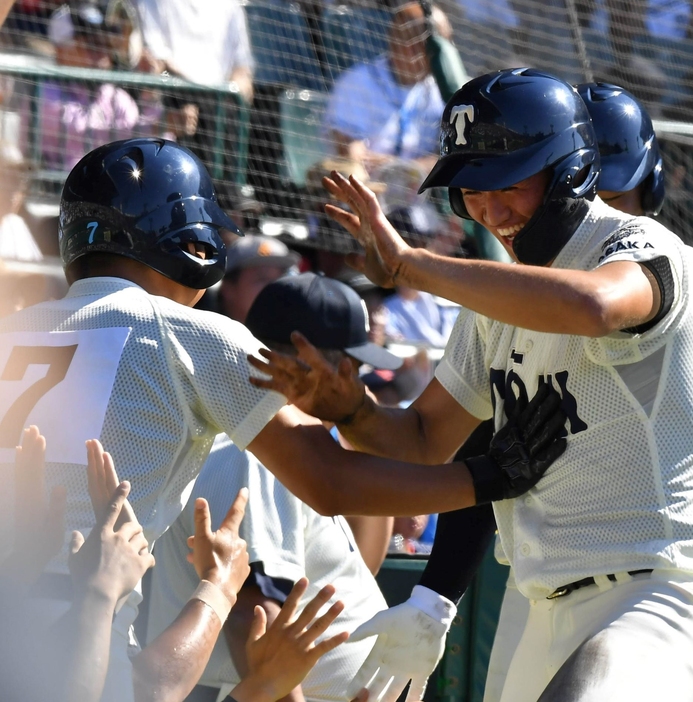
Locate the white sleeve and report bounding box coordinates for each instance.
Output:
[435,307,494,420]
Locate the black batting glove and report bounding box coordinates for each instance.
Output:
[466,383,568,504]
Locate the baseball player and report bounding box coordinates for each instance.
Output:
[146,272,400,702]
[483,79,670,702]
[252,67,693,702]
[0,137,566,701]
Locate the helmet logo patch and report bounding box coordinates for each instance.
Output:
[450,105,475,146]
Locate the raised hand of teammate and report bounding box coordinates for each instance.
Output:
[323,170,409,288]
[465,383,568,504]
[68,479,154,604]
[86,438,138,528]
[2,425,66,590]
[346,584,456,702]
[231,577,349,702]
[248,330,367,422]
[186,490,250,606]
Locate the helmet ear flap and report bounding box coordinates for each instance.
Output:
[449,188,470,219]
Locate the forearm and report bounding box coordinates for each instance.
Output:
[51,590,118,702]
[337,395,437,463]
[397,248,640,336]
[132,600,223,702]
[249,410,477,517]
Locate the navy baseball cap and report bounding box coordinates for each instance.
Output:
[246,272,402,371]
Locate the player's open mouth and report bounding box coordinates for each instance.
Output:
[496,224,524,245]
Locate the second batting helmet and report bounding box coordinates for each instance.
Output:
[419,68,600,265]
[60,138,241,289]
[576,82,665,216]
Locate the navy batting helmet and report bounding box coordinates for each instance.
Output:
[59,138,241,289]
[419,68,600,265]
[576,82,665,216]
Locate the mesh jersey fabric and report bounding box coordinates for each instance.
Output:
[436,197,693,600]
[0,277,286,573]
[147,435,387,700]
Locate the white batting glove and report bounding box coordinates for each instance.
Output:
[347,585,457,702]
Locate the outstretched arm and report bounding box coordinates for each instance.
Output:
[133,492,250,702]
[323,172,660,336]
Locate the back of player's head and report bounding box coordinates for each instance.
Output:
[59,137,241,288]
[576,82,665,216]
[245,272,402,371]
[419,67,600,265]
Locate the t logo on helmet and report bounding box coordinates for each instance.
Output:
[450,105,475,146]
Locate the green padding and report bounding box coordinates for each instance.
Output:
[375,545,510,701]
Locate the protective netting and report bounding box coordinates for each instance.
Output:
[0,0,691,255]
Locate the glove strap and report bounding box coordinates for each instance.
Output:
[409,585,456,629]
[466,455,503,505]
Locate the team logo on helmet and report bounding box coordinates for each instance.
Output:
[450,105,475,146]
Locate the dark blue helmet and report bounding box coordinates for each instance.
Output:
[59,138,241,289]
[576,82,665,216]
[418,68,600,265]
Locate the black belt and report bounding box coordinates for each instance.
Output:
[547,569,654,600]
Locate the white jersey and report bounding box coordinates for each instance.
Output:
[0,277,285,572]
[436,198,693,600]
[147,435,388,702]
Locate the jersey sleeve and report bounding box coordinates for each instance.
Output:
[170,311,287,451]
[587,219,689,363]
[435,307,494,420]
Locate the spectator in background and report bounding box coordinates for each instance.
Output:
[218,235,300,323]
[0,141,42,262]
[133,0,253,208]
[383,205,459,349]
[35,3,178,171]
[324,2,448,174]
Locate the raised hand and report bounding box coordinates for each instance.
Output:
[323,171,410,288]
[4,425,66,588]
[346,585,456,702]
[186,489,250,605]
[68,480,155,604]
[248,331,367,423]
[233,578,349,702]
[86,438,138,527]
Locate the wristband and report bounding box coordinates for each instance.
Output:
[409,585,456,628]
[188,579,233,623]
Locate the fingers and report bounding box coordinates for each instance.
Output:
[521,384,562,438]
[70,530,85,555]
[290,332,333,370]
[300,599,345,646]
[248,604,268,644]
[405,675,428,702]
[15,426,47,523]
[101,481,130,531]
[193,497,213,542]
[310,628,350,660]
[274,577,309,628]
[292,582,335,632]
[527,409,569,456]
[382,675,410,702]
[347,637,388,698]
[220,487,248,534]
[366,668,395,702]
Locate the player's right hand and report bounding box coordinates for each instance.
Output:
[186,489,250,606]
[248,331,368,423]
[346,585,457,702]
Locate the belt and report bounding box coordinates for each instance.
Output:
[547,569,654,600]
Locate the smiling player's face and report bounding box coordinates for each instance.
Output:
[460,171,551,262]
